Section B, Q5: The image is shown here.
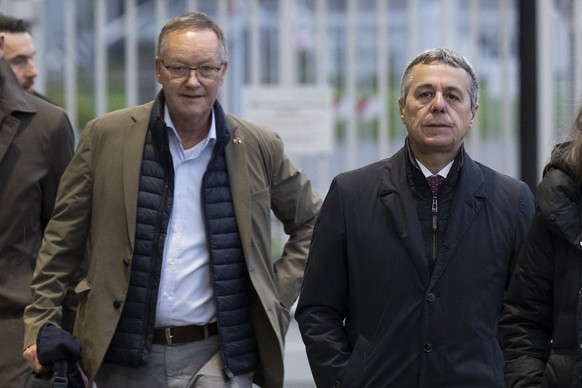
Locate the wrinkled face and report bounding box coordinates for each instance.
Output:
[2,32,38,91]
[155,28,227,127]
[398,63,478,159]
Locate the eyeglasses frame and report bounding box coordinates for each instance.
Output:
[159,59,224,81]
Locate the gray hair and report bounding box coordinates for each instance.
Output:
[399,48,480,107]
[157,11,228,61]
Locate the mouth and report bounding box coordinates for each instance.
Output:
[425,123,452,130]
[181,93,202,100]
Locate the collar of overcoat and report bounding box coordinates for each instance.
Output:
[378,144,488,289]
[0,58,36,165]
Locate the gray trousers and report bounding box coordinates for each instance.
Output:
[93,336,254,388]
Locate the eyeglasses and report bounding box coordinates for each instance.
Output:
[160,60,224,81]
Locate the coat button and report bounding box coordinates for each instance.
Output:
[113,301,122,309]
[123,258,130,267]
[424,342,433,352]
[427,292,436,302]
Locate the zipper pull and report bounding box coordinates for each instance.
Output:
[432,197,438,231]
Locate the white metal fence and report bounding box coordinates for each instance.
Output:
[1,0,581,193]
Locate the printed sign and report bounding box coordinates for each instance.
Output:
[241,85,334,157]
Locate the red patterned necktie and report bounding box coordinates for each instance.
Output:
[427,175,445,196]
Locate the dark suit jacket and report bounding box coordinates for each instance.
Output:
[296,144,535,387]
[0,59,74,387]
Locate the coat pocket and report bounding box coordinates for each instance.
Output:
[73,278,92,301]
[340,335,370,387]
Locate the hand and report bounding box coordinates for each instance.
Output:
[23,344,47,374]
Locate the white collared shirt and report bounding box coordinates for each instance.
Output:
[416,159,453,179]
[155,107,217,327]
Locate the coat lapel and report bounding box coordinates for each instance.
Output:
[379,149,431,283]
[0,61,35,165]
[224,119,253,262]
[429,155,487,289]
[379,147,488,289]
[122,107,150,250]
[0,115,21,165]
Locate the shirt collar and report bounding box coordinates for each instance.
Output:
[416,159,453,179]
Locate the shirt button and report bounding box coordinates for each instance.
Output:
[424,343,433,352]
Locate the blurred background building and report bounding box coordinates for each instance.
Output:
[1,0,581,191]
[1,0,581,386]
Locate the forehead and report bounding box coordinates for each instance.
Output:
[162,28,220,57]
[409,63,469,92]
[2,32,35,57]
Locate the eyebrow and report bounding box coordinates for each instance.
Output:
[414,83,466,97]
[8,54,33,61]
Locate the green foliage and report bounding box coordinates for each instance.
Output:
[46,86,126,133]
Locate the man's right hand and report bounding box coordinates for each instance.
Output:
[23,344,47,374]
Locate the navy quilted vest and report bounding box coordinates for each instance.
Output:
[104,93,258,377]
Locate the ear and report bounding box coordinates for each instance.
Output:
[470,103,479,125]
[154,56,162,83]
[216,60,228,87]
[397,96,406,123]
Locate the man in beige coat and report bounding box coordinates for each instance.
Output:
[23,12,320,388]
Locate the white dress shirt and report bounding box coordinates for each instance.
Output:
[416,159,453,179]
[155,107,217,327]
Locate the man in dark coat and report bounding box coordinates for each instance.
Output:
[295,48,535,387]
[0,32,75,387]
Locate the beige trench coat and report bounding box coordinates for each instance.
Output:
[23,100,321,388]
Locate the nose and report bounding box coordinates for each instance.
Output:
[184,69,202,87]
[431,92,446,113]
[25,59,38,78]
